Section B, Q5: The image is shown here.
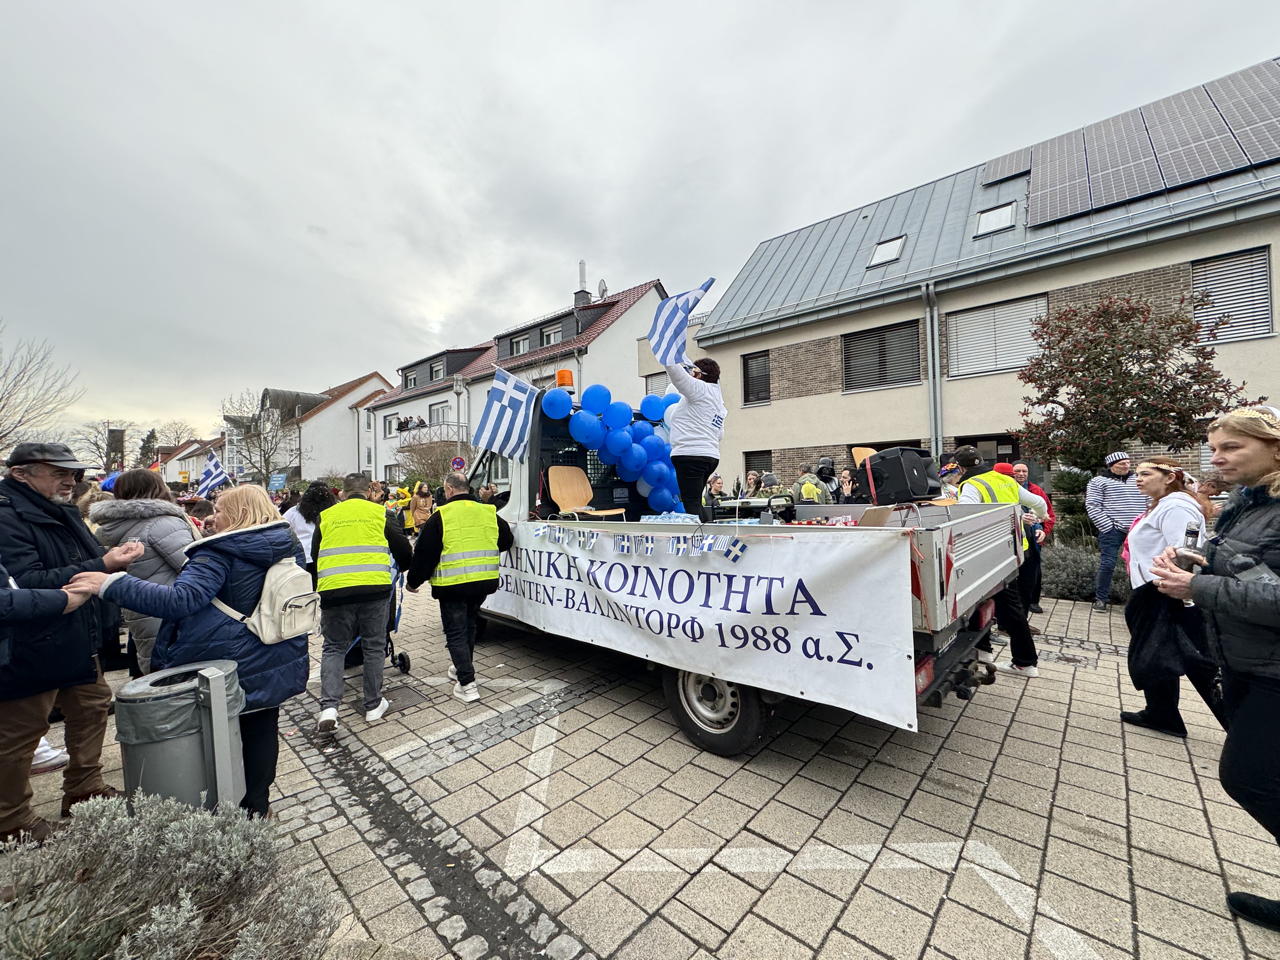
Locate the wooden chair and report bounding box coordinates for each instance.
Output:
[547,466,626,519]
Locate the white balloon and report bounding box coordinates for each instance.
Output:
[636,478,654,496]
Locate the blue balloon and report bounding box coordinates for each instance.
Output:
[640,435,666,461]
[570,410,605,448]
[672,499,686,513]
[664,393,681,407]
[541,388,573,420]
[603,401,633,430]
[642,461,670,486]
[618,464,642,483]
[604,427,633,456]
[648,488,675,512]
[639,394,666,421]
[622,443,648,472]
[631,420,654,441]
[662,442,672,459]
[598,447,619,465]
[581,383,612,415]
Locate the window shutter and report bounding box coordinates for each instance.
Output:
[1193,248,1272,344]
[742,351,770,403]
[744,450,773,475]
[946,296,1045,377]
[644,372,670,395]
[841,320,921,391]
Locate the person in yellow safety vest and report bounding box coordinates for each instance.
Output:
[406,471,513,704]
[314,473,412,734]
[951,446,1048,678]
[386,487,415,535]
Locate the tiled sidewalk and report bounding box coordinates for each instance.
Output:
[32,596,1280,959]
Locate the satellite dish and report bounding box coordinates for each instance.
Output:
[598,278,608,298]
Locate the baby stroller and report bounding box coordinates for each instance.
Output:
[343,564,411,675]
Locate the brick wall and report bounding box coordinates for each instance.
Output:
[769,337,841,401]
[1047,262,1192,317]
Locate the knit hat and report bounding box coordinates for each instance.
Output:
[992,462,1014,475]
[1104,451,1130,465]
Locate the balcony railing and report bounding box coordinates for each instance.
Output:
[390,422,470,445]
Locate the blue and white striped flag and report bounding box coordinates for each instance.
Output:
[613,534,632,555]
[639,535,656,557]
[724,538,749,563]
[647,278,715,367]
[472,367,539,461]
[196,451,230,499]
[669,536,689,556]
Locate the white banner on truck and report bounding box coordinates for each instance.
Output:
[486,524,918,730]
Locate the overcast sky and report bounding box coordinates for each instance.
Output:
[3,2,1278,437]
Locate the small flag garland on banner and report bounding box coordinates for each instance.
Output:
[613,533,632,555]
[526,525,757,563]
[724,537,749,563]
[639,535,656,557]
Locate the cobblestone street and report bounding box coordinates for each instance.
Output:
[34,593,1280,959]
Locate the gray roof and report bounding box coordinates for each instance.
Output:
[699,57,1280,346]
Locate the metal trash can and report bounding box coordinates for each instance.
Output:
[116,659,247,810]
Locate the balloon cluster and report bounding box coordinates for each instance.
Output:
[542,384,684,513]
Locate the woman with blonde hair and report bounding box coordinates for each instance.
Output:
[1121,457,1223,737]
[71,484,309,817]
[1151,406,1280,932]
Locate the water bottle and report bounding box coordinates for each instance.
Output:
[1174,523,1203,571]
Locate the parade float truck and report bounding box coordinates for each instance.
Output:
[469,386,1022,756]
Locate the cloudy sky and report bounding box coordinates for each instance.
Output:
[3,2,1278,437]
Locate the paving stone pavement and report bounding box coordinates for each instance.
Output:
[32,594,1280,959]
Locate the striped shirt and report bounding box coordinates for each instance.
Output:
[1085,473,1149,533]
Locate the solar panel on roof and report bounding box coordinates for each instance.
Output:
[1206,59,1280,164]
[982,146,1032,185]
[1084,109,1164,207]
[1028,131,1091,225]
[1142,86,1249,188]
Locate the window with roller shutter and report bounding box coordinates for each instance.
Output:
[945,295,1045,378]
[742,351,771,404]
[841,320,921,391]
[1193,248,1272,344]
[644,371,670,396]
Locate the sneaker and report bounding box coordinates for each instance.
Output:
[61,785,121,819]
[1028,603,1044,614]
[976,649,996,665]
[453,682,480,703]
[365,698,391,722]
[1092,600,1109,612]
[447,665,457,681]
[316,707,339,734]
[31,749,69,776]
[994,661,1039,678]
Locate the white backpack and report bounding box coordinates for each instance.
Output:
[212,558,321,645]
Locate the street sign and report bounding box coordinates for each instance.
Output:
[179,471,190,483]
[267,472,289,492]
[450,456,466,471]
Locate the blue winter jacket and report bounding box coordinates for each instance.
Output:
[102,520,308,711]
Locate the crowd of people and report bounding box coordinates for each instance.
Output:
[3,401,1280,932]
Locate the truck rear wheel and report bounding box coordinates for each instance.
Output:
[663,669,766,756]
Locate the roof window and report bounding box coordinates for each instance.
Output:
[867,236,905,267]
[976,202,1017,236]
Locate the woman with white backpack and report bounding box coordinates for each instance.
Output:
[70,485,311,817]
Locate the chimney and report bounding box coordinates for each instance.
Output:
[574,259,591,307]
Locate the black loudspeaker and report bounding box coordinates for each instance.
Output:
[863,447,942,504]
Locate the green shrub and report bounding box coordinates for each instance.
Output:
[0,795,338,960]
[1040,541,1131,603]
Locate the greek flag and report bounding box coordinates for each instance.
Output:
[472,367,538,461]
[647,278,715,367]
[196,451,230,498]
[669,536,688,556]
[613,534,632,555]
[639,535,656,557]
[724,538,749,563]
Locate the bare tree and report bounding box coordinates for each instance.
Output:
[0,322,85,451]
[73,420,137,471]
[221,389,296,483]
[396,440,476,489]
[154,419,198,451]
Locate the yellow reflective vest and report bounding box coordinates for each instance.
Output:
[430,499,500,589]
[959,470,1029,550]
[316,497,392,592]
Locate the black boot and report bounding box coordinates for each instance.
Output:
[1228,892,1280,932]
[1120,709,1187,738]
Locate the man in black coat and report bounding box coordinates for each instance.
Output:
[0,442,141,842]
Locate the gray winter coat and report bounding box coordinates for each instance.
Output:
[91,498,197,671]
[1190,484,1280,680]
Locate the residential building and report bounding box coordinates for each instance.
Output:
[174,437,225,490]
[157,440,203,485]
[695,57,1280,486]
[369,277,666,484]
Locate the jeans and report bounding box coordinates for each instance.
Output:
[0,664,112,832]
[976,583,1038,667]
[671,455,718,519]
[239,707,279,817]
[440,597,484,686]
[1095,528,1127,603]
[319,598,389,711]
[1219,669,1280,841]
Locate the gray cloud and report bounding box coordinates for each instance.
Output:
[2,1,1278,433]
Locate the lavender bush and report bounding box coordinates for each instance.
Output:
[0,794,337,960]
